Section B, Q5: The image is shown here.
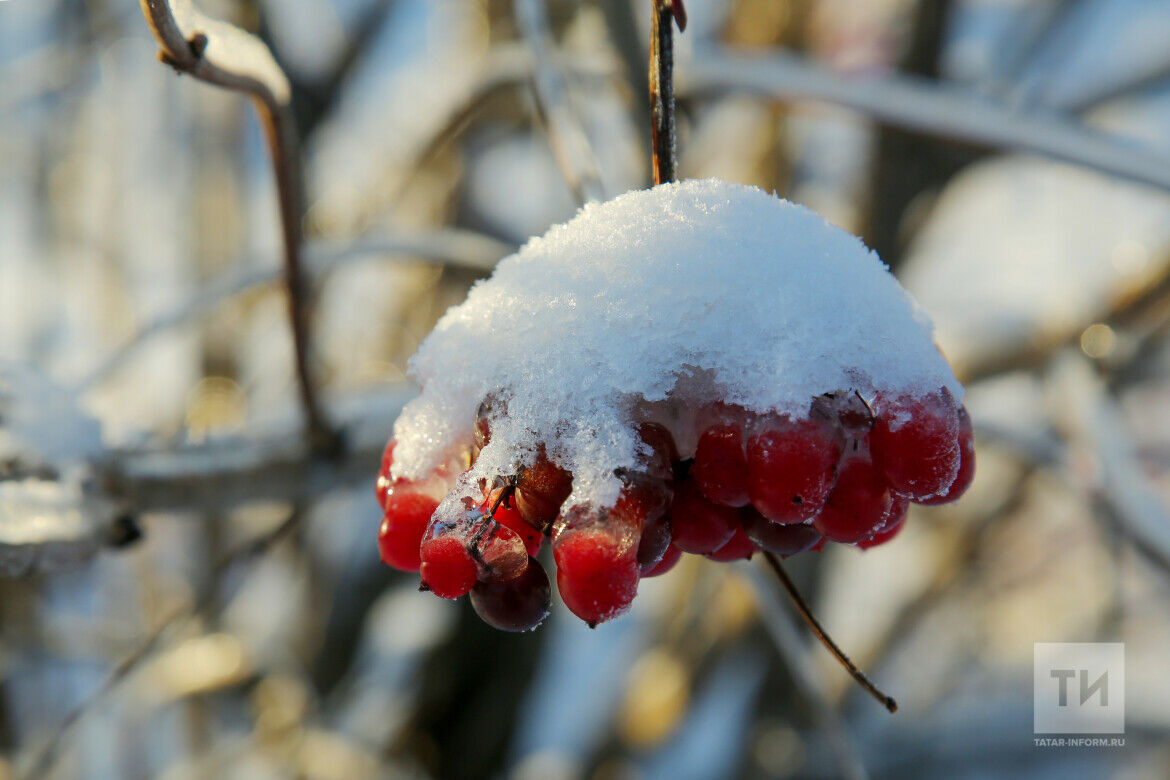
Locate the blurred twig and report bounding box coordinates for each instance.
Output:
[101,388,412,513]
[740,562,868,780]
[958,251,1170,383]
[79,229,511,391]
[514,0,606,203]
[762,553,897,714]
[682,50,1170,193]
[649,0,685,185]
[138,0,334,453]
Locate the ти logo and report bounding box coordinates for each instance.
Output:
[1034,643,1125,734]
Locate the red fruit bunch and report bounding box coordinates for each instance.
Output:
[375,387,974,631]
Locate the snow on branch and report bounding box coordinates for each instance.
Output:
[139,0,332,452]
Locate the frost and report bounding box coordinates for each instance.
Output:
[391,178,961,510]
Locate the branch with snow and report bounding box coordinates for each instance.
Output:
[138,0,333,452]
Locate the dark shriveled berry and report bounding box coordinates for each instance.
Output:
[642,542,683,577]
[705,526,758,561]
[741,507,823,555]
[470,558,552,631]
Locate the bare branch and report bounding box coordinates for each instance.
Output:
[681,50,1170,193]
[738,562,869,780]
[101,388,413,514]
[649,0,684,184]
[79,230,512,391]
[139,0,333,452]
[514,0,606,203]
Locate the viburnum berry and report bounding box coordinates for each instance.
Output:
[857,517,906,550]
[693,423,750,507]
[377,491,439,572]
[740,507,823,555]
[375,439,398,510]
[553,507,640,626]
[813,457,893,544]
[470,558,552,632]
[747,417,842,524]
[419,535,478,599]
[514,450,573,528]
[668,479,738,554]
[642,542,682,578]
[917,407,975,505]
[636,513,673,574]
[870,391,960,501]
[492,501,543,557]
[705,526,758,562]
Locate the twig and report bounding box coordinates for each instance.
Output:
[649,0,685,184]
[102,387,413,513]
[514,0,606,204]
[739,562,869,780]
[138,0,333,453]
[78,229,511,391]
[762,552,898,713]
[681,49,1170,193]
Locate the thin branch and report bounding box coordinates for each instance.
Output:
[101,388,413,514]
[739,562,869,780]
[681,49,1170,193]
[138,0,333,453]
[762,552,898,713]
[649,0,685,184]
[514,0,606,204]
[958,251,1170,383]
[78,229,511,391]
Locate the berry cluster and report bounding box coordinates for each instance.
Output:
[376,388,974,631]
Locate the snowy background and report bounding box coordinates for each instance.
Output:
[2,0,1170,778]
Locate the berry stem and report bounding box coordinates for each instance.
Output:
[649,0,685,185]
[762,551,898,713]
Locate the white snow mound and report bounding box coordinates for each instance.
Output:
[392,178,961,510]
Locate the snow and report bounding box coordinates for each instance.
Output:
[391,178,961,511]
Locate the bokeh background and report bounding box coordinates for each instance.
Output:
[3,0,1170,778]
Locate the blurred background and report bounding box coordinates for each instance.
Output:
[3,0,1170,777]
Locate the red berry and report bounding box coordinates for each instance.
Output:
[740,507,822,555]
[705,526,757,561]
[377,492,439,571]
[553,518,639,626]
[470,558,552,631]
[747,417,842,524]
[870,391,960,501]
[420,535,478,598]
[515,450,573,528]
[813,458,892,543]
[642,543,682,577]
[375,439,397,510]
[470,516,529,583]
[493,502,543,557]
[668,480,738,554]
[693,424,750,506]
[857,517,906,549]
[917,407,975,505]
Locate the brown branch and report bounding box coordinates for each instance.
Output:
[138,0,335,454]
[762,552,898,713]
[649,0,685,184]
